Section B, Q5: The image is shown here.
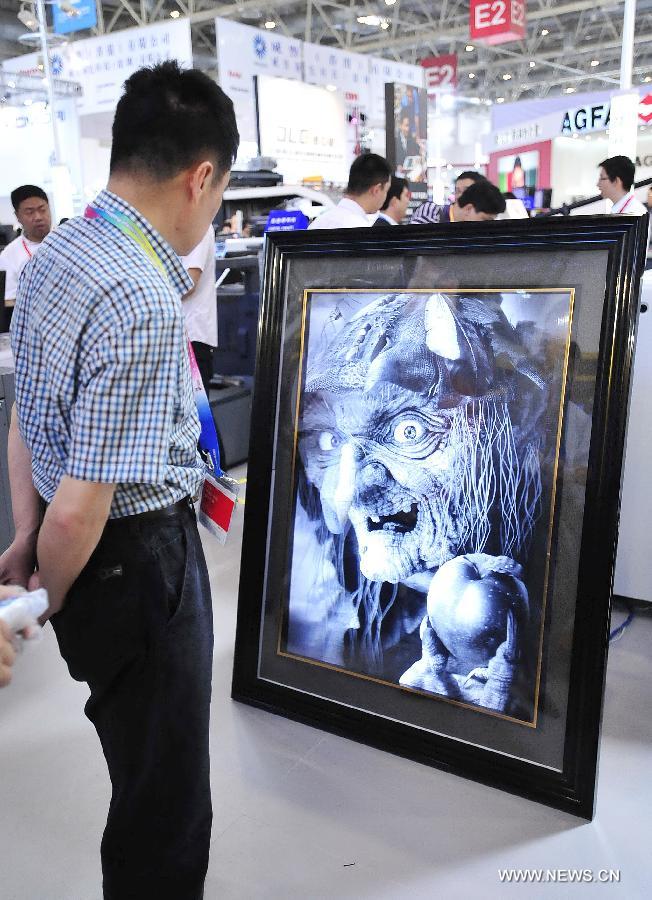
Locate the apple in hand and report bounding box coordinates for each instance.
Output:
[426,553,529,675]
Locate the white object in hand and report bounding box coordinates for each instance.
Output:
[0,589,49,634]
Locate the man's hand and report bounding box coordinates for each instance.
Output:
[0,536,37,589]
[37,476,115,621]
[0,620,16,687]
[0,585,23,687]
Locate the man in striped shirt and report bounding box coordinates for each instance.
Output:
[0,62,238,899]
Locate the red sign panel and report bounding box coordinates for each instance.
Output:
[470,0,526,45]
[420,54,458,92]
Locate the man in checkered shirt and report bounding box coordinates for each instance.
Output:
[0,62,238,899]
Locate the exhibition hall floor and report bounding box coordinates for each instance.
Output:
[1,465,651,899]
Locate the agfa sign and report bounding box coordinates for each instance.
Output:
[469,0,526,46]
[561,103,611,135]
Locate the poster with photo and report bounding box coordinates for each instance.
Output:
[282,288,571,725]
[385,83,428,184]
[497,149,540,192]
[232,217,648,818]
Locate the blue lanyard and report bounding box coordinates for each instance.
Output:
[85,204,223,476]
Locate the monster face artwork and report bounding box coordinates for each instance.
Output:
[285,290,572,723]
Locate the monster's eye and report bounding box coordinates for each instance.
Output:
[393,419,426,444]
[318,431,340,451]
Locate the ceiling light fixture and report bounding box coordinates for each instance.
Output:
[590,59,599,67]
[541,28,549,36]
[645,76,652,83]
[529,61,536,68]
[264,20,276,29]
[170,9,180,18]
[502,73,512,80]
[468,72,476,79]
[496,97,505,103]
[565,87,576,93]
[325,84,337,91]
[466,44,474,52]
[385,0,397,5]
[357,14,390,28]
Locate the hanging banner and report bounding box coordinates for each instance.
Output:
[420,54,458,93]
[3,20,192,116]
[470,0,526,45]
[215,17,302,156]
[52,0,97,35]
[303,42,371,104]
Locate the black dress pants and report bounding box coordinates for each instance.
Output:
[51,500,213,900]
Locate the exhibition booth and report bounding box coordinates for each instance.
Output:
[485,87,652,210]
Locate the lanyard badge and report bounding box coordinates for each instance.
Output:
[84,203,240,541]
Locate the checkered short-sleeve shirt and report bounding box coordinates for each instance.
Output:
[11,190,205,518]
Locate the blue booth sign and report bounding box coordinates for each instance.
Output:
[53,0,98,35]
[265,210,309,233]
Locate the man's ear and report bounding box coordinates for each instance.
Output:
[188,160,214,199]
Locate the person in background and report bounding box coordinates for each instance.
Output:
[597,156,648,216]
[411,170,487,223]
[0,185,51,303]
[0,61,239,899]
[454,170,486,201]
[395,113,420,170]
[181,225,218,396]
[373,176,410,227]
[647,185,652,211]
[412,179,505,224]
[309,154,391,229]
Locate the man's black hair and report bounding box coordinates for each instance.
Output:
[458,180,506,215]
[599,155,636,191]
[110,61,239,181]
[346,153,392,196]
[455,170,486,185]
[380,175,409,211]
[11,185,48,211]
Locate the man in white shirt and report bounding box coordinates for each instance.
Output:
[309,154,392,230]
[0,185,51,303]
[181,224,217,394]
[597,156,648,216]
[373,176,410,227]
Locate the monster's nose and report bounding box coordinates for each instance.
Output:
[320,442,357,533]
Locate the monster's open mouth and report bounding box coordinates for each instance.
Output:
[367,503,419,534]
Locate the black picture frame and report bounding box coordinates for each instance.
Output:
[232,215,648,820]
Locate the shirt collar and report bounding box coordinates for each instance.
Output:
[338,197,369,219]
[377,212,398,225]
[611,192,633,214]
[93,189,193,295]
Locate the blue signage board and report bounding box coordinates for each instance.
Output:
[265,210,309,233]
[53,0,97,35]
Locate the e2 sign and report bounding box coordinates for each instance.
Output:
[470,0,526,46]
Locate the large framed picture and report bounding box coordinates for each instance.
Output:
[232,216,648,819]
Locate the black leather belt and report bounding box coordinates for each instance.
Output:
[108,497,194,525]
